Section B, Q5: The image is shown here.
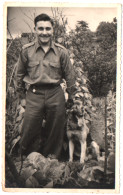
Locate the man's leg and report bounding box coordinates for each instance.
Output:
[20,88,44,155]
[42,86,66,158]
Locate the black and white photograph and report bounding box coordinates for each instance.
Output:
[3,2,121,192]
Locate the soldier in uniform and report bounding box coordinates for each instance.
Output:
[16,13,75,159]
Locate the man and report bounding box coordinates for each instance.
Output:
[16,13,75,159]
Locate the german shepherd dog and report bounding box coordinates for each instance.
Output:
[67,100,89,164]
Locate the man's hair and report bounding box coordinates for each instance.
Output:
[34,13,54,26]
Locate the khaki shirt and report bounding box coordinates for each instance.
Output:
[16,40,75,94]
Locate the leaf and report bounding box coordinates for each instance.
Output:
[81,77,87,84]
[22,166,37,180]
[81,86,89,93]
[33,171,51,186]
[78,166,104,183]
[75,81,80,87]
[70,58,74,65]
[107,106,112,110]
[17,104,21,110]
[86,99,92,107]
[107,121,113,127]
[44,180,53,188]
[78,167,92,180]
[18,120,23,134]
[75,92,84,98]
[64,164,71,179]
[74,87,82,93]
[76,77,82,82]
[92,166,104,172]
[76,67,83,73]
[84,106,92,114]
[84,93,92,99]
[91,107,96,112]
[10,135,21,154]
[25,175,39,188]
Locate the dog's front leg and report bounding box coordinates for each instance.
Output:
[69,140,74,162]
[80,141,86,164]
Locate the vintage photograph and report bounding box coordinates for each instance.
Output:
[3,3,121,192]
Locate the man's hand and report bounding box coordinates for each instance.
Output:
[21,99,26,107]
[17,92,26,107]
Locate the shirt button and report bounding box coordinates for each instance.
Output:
[33,89,36,93]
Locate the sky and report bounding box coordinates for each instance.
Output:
[7,6,117,38]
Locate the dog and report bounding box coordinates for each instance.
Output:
[67,99,89,164]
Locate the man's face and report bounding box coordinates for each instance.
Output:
[35,21,53,45]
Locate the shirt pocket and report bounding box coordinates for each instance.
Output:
[27,61,40,80]
[49,62,61,80]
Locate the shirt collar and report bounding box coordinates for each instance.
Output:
[50,41,58,55]
[35,40,57,55]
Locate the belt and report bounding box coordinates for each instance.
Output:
[30,84,60,93]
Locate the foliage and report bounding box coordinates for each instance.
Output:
[6,152,115,188]
[106,90,116,152]
[6,38,22,149]
[67,58,95,128]
[68,19,117,97]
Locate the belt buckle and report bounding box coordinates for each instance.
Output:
[32,88,36,93]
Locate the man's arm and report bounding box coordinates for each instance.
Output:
[16,49,27,98]
[60,49,76,99]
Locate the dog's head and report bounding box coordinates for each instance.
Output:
[71,100,84,117]
[68,100,84,128]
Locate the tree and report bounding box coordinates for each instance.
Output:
[68,19,117,97]
[92,18,117,96]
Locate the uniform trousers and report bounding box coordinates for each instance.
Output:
[20,84,66,158]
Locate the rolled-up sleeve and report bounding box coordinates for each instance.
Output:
[16,49,27,94]
[60,49,76,96]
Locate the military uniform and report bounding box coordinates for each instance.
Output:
[16,40,75,158]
